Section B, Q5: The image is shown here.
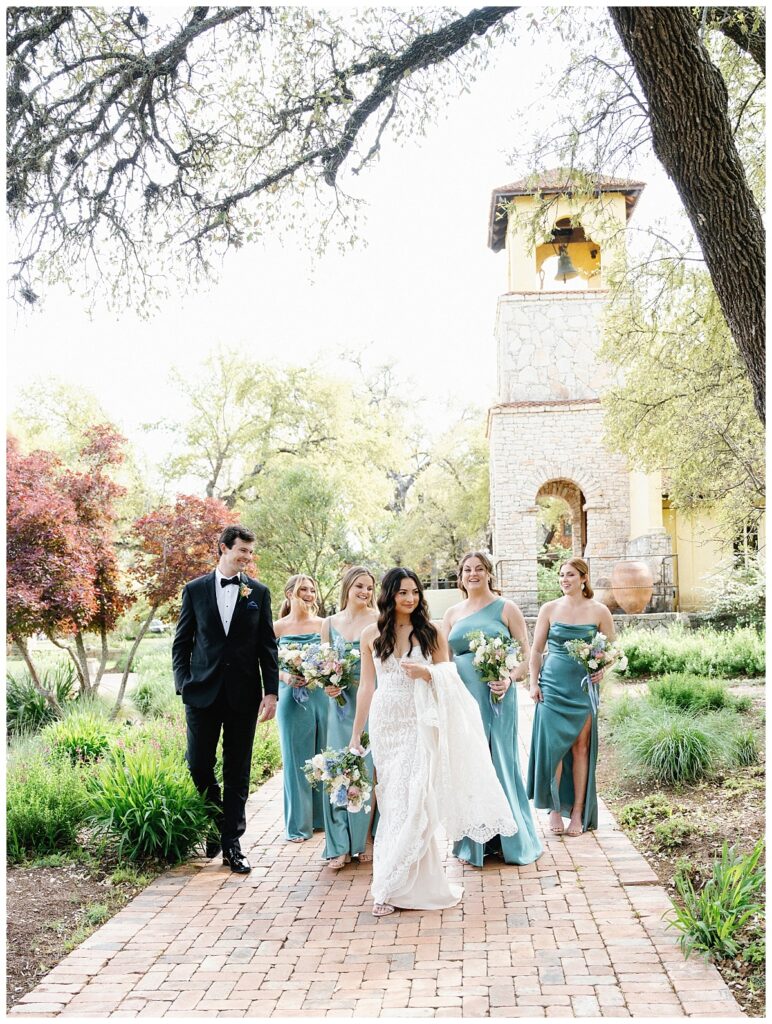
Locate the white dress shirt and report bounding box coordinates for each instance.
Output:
[215,568,240,635]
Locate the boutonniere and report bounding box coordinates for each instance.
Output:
[239,574,252,600]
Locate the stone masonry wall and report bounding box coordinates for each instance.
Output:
[489,402,631,613]
[496,292,617,403]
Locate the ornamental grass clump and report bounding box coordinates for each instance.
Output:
[129,643,179,718]
[87,748,213,862]
[616,706,719,785]
[6,660,77,735]
[669,840,765,960]
[7,752,90,862]
[42,708,119,763]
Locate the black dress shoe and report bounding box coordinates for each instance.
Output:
[205,837,222,859]
[222,845,251,873]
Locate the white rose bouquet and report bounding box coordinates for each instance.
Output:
[466,630,523,715]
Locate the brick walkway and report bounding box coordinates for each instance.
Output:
[11,690,744,1018]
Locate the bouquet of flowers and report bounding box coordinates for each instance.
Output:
[301,639,361,714]
[277,643,321,706]
[466,630,522,715]
[303,732,372,813]
[563,632,628,715]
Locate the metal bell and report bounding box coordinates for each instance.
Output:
[555,244,578,282]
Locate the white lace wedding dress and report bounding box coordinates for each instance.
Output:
[369,648,517,910]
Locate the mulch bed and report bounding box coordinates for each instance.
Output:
[597,682,766,1018]
[6,858,164,1010]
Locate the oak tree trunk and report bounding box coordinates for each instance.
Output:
[610,6,766,424]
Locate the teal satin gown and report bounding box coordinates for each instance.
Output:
[276,632,328,841]
[527,622,598,832]
[321,624,373,859]
[449,599,543,866]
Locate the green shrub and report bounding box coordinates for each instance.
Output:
[603,690,642,732]
[42,710,118,763]
[653,815,694,850]
[743,937,766,966]
[7,754,90,862]
[6,661,77,735]
[616,706,720,785]
[619,625,764,678]
[732,694,753,713]
[87,748,213,862]
[701,556,765,628]
[722,725,760,768]
[648,674,736,713]
[128,643,178,718]
[248,721,283,785]
[619,793,674,828]
[669,840,765,960]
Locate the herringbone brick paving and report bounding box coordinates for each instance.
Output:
[10,690,744,1018]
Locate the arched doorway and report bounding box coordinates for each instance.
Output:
[536,479,586,602]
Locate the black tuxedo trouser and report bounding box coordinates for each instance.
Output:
[184,685,258,848]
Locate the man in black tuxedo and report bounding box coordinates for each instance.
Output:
[172,525,279,873]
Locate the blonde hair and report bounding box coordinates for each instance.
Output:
[457,551,502,598]
[339,566,376,611]
[279,574,319,618]
[559,557,594,599]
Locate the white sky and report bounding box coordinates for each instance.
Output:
[6,7,683,462]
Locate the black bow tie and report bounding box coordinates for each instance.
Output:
[220,576,240,588]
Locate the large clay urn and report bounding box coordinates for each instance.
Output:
[611,560,654,614]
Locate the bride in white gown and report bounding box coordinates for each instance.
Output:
[350,568,518,917]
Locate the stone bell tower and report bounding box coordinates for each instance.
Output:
[486,170,672,613]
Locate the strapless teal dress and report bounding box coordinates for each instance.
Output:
[526,622,598,832]
[276,632,328,840]
[321,623,373,859]
[448,599,542,866]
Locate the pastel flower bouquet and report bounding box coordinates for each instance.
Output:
[301,639,361,715]
[563,632,628,715]
[303,732,372,814]
[466,630,522,715]
[277,643,321,706]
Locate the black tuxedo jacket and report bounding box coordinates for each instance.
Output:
[172,571,279,711]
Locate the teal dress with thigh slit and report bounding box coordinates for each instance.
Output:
[321,623,373,859]
[527,622,598,832]
[449,599,542,866]
[276,632,327,840]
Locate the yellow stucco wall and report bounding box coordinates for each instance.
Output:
[629,471,665,538]
[424,588,464,620]
[505,193,628,292]
[663,505,733,611]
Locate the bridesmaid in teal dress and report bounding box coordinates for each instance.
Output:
[527,557,615,836]
[443,551,542,867]
[320,566,378,869]
[274,574,328,843]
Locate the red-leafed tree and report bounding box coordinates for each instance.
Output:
[56,425,131,692]
[7,437,96,708]
[111,495,240,716]
[7,427,132,700]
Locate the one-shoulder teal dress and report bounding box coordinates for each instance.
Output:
[527,622,598,832]
[321,623,373,859]
[276,632,328,841]
[448,599,542,866]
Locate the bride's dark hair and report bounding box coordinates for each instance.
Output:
[373,567,438,661]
